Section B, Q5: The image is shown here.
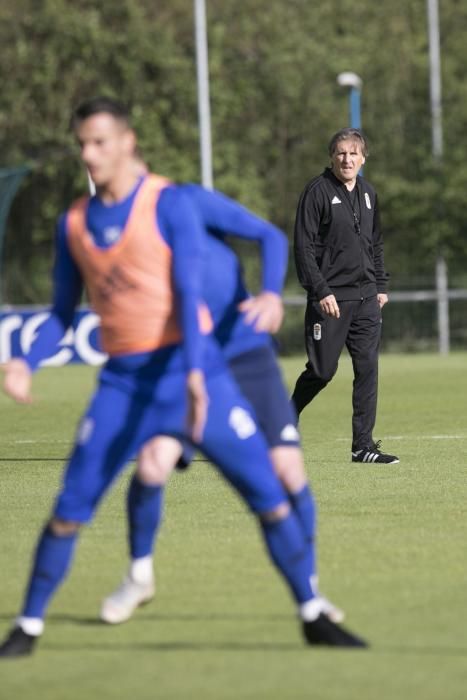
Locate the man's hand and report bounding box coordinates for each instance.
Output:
[1,358,33,404]
[186,369,208,443]
[377,293,388,309]
[319,294,340,318]
[238,291,284,333]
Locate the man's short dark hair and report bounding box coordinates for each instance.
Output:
[328,128,369,158]
[71,96,131,129]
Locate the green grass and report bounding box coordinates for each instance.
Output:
[1,353,466,699]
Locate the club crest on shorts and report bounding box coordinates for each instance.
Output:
[229,406,257,439]
[313,323,322,341]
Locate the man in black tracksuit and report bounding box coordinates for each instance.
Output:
[291,128,399,464]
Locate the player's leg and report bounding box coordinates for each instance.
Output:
[104,347,310,625]
[229,346,314,544]
[100,435,182,623]
[100,363,198,624]
[346,296,398,463]
[0,382,159,657]
[200,370,367,647]
[291,300,352,416]
[229,344,344,622]
[128,436,180,561]
[346,296,380,452]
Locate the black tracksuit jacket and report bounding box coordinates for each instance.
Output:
[294,168,389,302]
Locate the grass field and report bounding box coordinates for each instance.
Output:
[1,353,466,699]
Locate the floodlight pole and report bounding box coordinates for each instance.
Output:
[337,72,363,130]
[194,0,214,190]
[337,72,363,174]
[427,0,449,354]
[427,0,443,163]
[349,88,361,130]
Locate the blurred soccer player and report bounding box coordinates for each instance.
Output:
[100,185,344,627]
[0,97,366,658]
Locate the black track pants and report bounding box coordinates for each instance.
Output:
[291,296,382,451]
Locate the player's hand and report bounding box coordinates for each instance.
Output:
[238,291,284,333]
[186,369,208,443]
[1,358,33,404]
[319,294,340,318]
[377,293,388,309]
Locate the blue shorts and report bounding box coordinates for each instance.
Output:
[53,351,287,523]
[229,344,300,448]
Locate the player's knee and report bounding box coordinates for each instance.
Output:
[320,367,337,384]
[270,446,307,493]
[353,355,378,376]
[259,501,290,523]
[137,436,181,485]
[49,517,81,536]
[305,362,336,384]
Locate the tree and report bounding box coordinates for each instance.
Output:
[1,0,466,302]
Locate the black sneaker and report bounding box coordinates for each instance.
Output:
[0,627,38,658]
[352,440,399,464]
[302,613,368,648]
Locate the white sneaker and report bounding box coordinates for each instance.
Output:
[100,576,155,624]
[318,596,345,624]
[308,576,345,624]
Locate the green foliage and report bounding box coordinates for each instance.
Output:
[1,0,466,302]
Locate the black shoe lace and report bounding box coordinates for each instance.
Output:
[373,440,382,452]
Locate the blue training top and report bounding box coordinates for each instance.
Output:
[24,177,288,372]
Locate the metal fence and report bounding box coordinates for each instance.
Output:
[279,287,467,355]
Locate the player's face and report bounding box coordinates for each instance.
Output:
[75,113,136,188]
[331,139,365,185]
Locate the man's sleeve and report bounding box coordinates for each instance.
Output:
[159,187,208,372]
[293,184,332,300]
[180,184,288,295]
[372,194,389,293]
[24,214,83,371]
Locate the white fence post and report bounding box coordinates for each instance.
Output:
[436,255,450,354]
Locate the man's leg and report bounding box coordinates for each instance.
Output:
[346,297,381,452]
[0,517,81,657]
[200,369,366,647]
[229,344,344,622]
[0,382,158,657]
[347,297,399,464]
[291,300,351,416]
[100,436,182,623]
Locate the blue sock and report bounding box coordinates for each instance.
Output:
[289,484,317,578]
[260,511,314,604]
[289,484,316,542]
[22,527,78,619]
[127,475,164,559]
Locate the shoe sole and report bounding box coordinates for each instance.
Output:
[351,458,400,464]
[100,592,155,625]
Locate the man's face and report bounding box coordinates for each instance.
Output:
[330,139,366,184]
[75,113,135,188]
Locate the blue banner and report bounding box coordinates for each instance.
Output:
[0,307,106,366]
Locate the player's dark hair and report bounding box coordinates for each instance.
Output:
[328,128,369,157]
[71,96,131,129]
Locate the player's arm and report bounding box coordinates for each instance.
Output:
[1,215,83,403]
[158,187,210,442]
[180,184,287,332]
